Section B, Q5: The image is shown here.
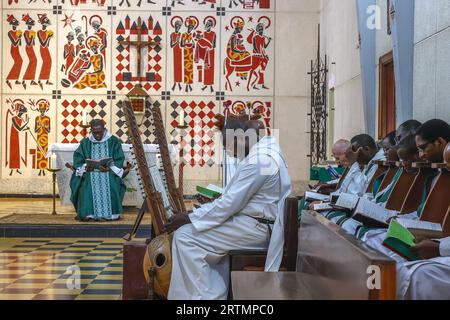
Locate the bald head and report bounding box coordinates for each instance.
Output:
[332,139,351,166]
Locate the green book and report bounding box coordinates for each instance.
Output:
[382,220,420,261]
[196,185,223,199]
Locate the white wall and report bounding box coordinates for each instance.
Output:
[320,0,365,143]
[413,0,450,123]
[274,0,320,193]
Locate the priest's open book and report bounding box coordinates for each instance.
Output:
[86,157,114,170]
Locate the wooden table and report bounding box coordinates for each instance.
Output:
[231,271,368,300]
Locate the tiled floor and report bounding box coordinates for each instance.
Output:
[0,238,124,300]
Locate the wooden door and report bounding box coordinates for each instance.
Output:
[378,52,396,139]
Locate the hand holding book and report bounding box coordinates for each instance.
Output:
[383,219,443,261]
[410,239,441,260]
[196,184,223,201]
[85,157,114,172]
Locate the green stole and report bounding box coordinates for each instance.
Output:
[371,172,387,197]
[375,168,403,204]
[416,170,440,218]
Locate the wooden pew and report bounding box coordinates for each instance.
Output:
[420,163,450,224]
[231,211,396,300]
[377,161,398,192]
[384,163,418,211]
[443,206,450,237]
[366,160,388,194]
[296,211,396,299]
[400,163,437,214]
[232,271,370,300]
[229,196,299,272]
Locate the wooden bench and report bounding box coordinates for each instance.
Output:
[400,164,437,213]
[229,196,299,272]
[377,161,398,192]
[232,271,369,300]
[366,161,388,194]
[421,164,450,224]
[385,164,418,211]
[231,211,396,300]
[443,206,450,237]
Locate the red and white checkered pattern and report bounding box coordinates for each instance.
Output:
[115,15,163,93]
[60,99,109,143]
[169,100,217,167]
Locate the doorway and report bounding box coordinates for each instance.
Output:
[378,51,396,139]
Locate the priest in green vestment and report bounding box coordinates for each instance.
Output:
[70,119,127,221]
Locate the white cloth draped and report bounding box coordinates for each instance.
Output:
[168,136,292,300]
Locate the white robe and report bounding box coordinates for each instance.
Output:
[360,172,441,249]
[317,162,365,219]
[326,150,386,226]
[168,136,292,300]
[397,237,450,299]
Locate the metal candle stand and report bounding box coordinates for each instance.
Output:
[46,168,62,215]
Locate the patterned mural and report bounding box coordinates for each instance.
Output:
[0,0,275,181]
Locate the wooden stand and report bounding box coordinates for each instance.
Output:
[122,239,151,300]
[46,168,61,215]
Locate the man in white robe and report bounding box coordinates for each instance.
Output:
[331,134,385,198]
[311,139,351,194]
[397,135,450,300]
[164,117,292,300]
[325,134,386,226]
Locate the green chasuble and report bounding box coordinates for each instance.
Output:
[70,135,126,220]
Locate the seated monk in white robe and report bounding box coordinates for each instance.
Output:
[397,139,450,300]
[320,134,386,223]
[325,121,422,235]
[361,120,450,262]
[164,116,292,300]
[397,237,450,299]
